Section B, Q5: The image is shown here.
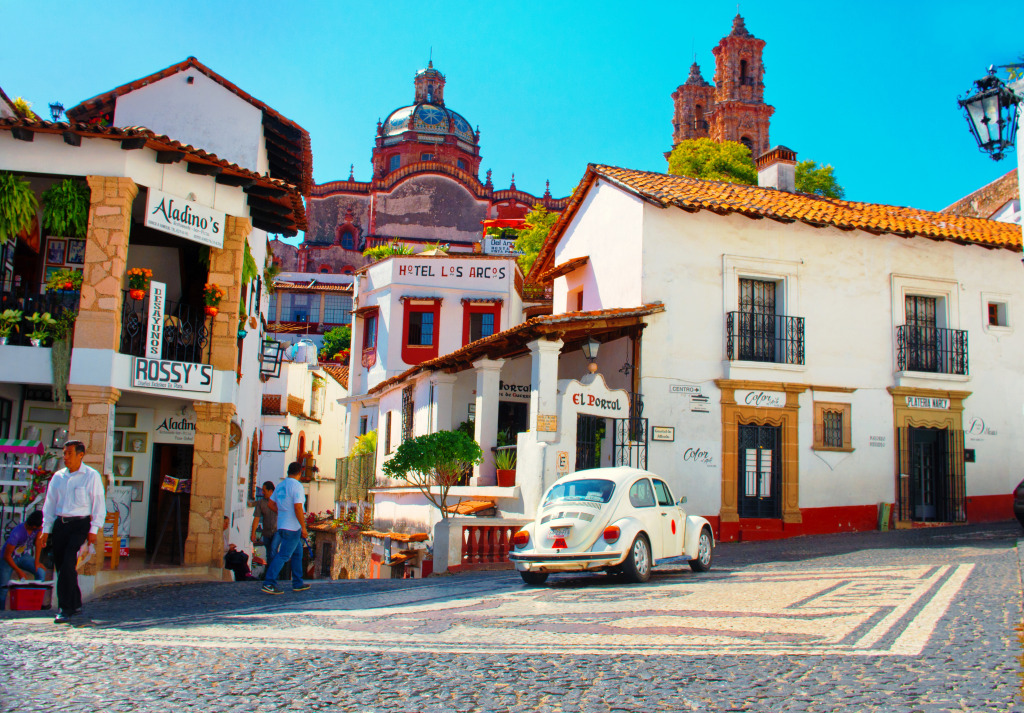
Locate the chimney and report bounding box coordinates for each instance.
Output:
[756,145,797,192]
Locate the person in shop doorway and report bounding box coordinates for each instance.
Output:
[260,462,309,595]
[250,481,279,572]
[39,441,106,624]
[1,510,47,610]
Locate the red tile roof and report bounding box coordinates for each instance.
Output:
[0,86,16,116]
[0,117,306,233]
[541,255,588,281]
[275,280,354,293]
[942,169,1019,220]
[321,365,349,388]
[368,302,665,395]
[65,57,312,195]
[529,164,1023,282]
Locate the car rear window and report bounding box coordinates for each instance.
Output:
[544,479,615,505]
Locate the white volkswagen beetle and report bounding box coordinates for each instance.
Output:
[508,467,714,585]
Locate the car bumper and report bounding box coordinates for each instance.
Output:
[508,550,624,572]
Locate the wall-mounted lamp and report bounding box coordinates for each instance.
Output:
[260,426,293,453]
[51,427,69,449]
[582,337,600,374]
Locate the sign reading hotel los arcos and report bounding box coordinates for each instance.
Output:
[735,389,786,408]
[145,188,225,249]
[132,357,214,393]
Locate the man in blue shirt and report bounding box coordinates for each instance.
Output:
[1,511,47,610]
[261,462,309,594]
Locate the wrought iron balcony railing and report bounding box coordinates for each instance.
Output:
[0,285,79,346]
[896,325,968,375]
[120,290,211,364]
[726,312,805,365]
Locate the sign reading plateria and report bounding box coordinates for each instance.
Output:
[145,188,225,249]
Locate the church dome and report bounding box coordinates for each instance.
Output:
[382,103,477,144]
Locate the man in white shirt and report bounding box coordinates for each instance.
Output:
[39,440,106,624]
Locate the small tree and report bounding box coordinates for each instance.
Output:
[319,325,352,359]
[514,204,560,276]
[363,241,414,262]
[667,138,758,186]
[795,160,845,199]
[381,430,483,518]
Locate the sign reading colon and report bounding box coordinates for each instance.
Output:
[735,389,785,408]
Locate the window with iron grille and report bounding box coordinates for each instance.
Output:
[324,295,353,324]
[401,386,414,442]
[268,293,278,322]
[384,412,392,454]
[813,402,852,451]
[280,293,320,323]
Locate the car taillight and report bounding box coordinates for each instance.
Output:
[603,525,620,543]
[513,530,530,548]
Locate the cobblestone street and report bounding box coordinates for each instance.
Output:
[2,522,1022,712]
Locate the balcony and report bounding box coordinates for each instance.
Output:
[726,312,805,365]
[0,285,79,346]
[896,325,968,376]
[120,290,211,364]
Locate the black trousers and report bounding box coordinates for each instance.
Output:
[50,517,90,614]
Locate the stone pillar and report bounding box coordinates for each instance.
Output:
[472,359,504,485]
[207,216,251,372]
[65,385,120,576]
[430,373,457,433]
[76,177,138,351]
[528,338,563,443]
[187,401,236,567]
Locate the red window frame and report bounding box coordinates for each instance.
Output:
[462,299,502,346]
[401,297,442,364]
[359,307,379,368]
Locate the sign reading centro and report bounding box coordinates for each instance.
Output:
[132,357,213,393]
[145,188,225,249]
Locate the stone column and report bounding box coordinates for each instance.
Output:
[528,338,563,443]
[207,217,251,372]
[430,373,457,433]
[65,385,120,575]
[472,359,504,485]
[76,177,137,351]
[187,401,236,567]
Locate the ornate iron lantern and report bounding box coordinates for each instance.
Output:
[958,66,1022,161]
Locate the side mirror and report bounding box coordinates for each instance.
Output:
[677,496,687,505]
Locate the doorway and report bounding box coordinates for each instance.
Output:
[146,443,194,564]
[737,423,781,518]
[497,401,528,444]
[575,414,606,471]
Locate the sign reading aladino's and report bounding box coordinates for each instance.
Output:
[145,188,225,249]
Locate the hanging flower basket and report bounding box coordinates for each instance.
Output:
[203,283,225,318]
[204,305,219,318]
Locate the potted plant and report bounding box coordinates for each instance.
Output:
[126,268,152,300]
[203,283,225,317]
[25,312,56,347]
[495,447,517,487]
[0,172,38,246]
[45,268,83,293]
[41,179,90,239]
[237,309,248,338]
[0,309,22,345]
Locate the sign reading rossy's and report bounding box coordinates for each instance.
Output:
[132,358,214,393]
[145,188,226,249]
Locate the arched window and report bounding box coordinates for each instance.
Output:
[388,155,400,173]
[740,59,749,84]
[340,230,354,250]
[740,136,754,152]
[319,265,330,274]
[341,265,355,275]
[420,153,434,161]
[457,159,466,170]
[694,104,704,130]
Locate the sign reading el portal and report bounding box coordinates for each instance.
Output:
[145,188,225,249]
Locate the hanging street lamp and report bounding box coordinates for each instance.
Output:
[260,425,293,453]
[958,65,1023,161]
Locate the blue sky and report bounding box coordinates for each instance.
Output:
[3,1,1020,220]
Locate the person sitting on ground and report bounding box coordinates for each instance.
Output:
[1,510,47,610]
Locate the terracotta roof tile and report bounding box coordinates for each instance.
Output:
[943,169,1020,219]
[541,255,588,281]
[65,57,312,195]
[322,365,349,388]
[367,302,665,395]
[528,164,1023,282]
[275,280,354,293]
[0,117,306,233]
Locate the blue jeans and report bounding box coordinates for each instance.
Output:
[264,529,305,589]
[1,554,46,611]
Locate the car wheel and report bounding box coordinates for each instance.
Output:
[519,571,549,586]
[622,534,652,584]
[689,527,713,573]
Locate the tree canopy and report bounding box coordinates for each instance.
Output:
[667,138,758,185]
[319,325,351,360]
[794,161,845,199]
[514,204,560,277]
[381,430,483,518]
